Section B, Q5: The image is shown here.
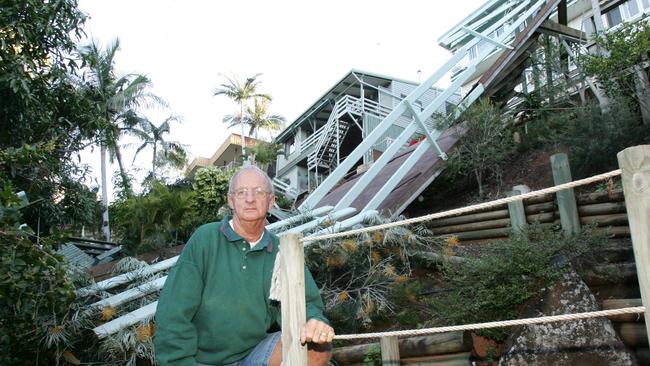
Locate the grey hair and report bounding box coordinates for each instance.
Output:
[228,165,274,195]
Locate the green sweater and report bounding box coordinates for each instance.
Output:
[154,217,328,366]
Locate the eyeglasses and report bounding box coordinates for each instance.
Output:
[230,187,271,200]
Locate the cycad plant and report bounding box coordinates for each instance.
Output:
[304,214,441,332]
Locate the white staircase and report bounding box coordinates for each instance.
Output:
[307,95,393,174]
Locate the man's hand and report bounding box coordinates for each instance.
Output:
[300,319,335,344]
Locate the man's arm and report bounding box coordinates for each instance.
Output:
[154,241,204,366]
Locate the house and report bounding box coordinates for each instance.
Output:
[272,69,460,201]
[185,133,260,178]
[436,0,650,105]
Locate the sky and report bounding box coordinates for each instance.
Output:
[77,0,486,197]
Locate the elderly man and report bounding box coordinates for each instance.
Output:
[155,165,334,366]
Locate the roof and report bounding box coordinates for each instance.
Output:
[58,243,95,268]
[274,69,429,143]
[438,0,589,52]
[315,124,465,215]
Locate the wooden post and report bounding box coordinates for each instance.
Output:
[617,145,650,346]
[279,233,308,364]
[507,184,530,233]
[380,336,400,366]
[551,153,581,235]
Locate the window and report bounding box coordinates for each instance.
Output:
[626,0,640,17]
[643,0,650,9]
[605,6,622,28]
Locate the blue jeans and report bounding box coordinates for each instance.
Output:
[197,331,281,366]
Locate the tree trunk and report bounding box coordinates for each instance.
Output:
[633,65,650,125]
[114,145,131,195]
[152,144,157,180]
[240,102,247,161]
[475,168,483,198]
[100,145,111,242]
[543,36,555,105]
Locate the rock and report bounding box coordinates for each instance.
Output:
[499,267,638,366]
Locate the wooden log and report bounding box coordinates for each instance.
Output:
[399,352,472,366]
[450,224,558,241]
[602,299,644,322]
[431,218,511,235]
[580,213,629,227]
[508,185,530,233]
[595,241,635,263]
[524,192,555,205]
[576,190,625,204]
[551,153,581,235]
[332,332,470,364]
[452,227,512,241]
[618,145,650,347]
[524,201,556,214]
[428,209,509,228]
[581,263,638,286]
[591,284,641,301]
[592,226,631,237]
[279,233,308,364]
[613,322,648,347]
[380,336,400,366]
[526,212,556,223]
[578,201,627,216]
[345,352,471,366]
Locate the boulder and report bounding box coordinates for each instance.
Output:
[499,267,638,366]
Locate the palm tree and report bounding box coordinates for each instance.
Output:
[80,38,165,240]
[213,73,271,159]
[244,97,286,140]
[224,97,285,163]
[129,115,187,180]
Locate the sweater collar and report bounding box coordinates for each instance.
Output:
[220,215,273,253]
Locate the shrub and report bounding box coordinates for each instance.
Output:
[0,187,77,365]
[439,99,516,198]
[429,225,605,341]
[191,166,235,225]
[110,182,196,254]
[559,100,650,178]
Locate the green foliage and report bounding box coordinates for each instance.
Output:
[305,215,441,334]
[110,182,196,254]
[0,189,77,365]
[245,141,284,170]
[191,166,235,225]
[581,19,650,97]
[1,0,104,235]
[129,115,188,180]
[558,100,649,178]
[430,225,606,341]
[274,192,294,210]
[363,344,382,366]
[440,99,516,198]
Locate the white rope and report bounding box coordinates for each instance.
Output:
[334,306,644,340]
[304,169,621,243]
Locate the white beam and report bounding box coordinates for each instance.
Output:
[94,301,158,339]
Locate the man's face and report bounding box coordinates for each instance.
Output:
[228,170,275,223]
